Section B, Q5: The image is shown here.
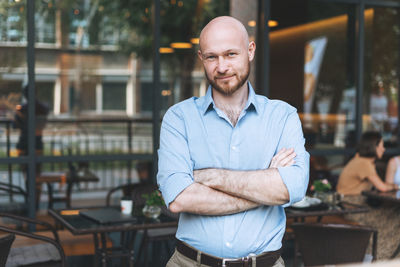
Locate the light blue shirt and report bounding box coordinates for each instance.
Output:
[157,83,309,258]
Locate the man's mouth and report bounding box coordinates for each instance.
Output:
[216,75,235,81]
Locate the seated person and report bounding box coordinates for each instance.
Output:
[337,131,400,260]
[385,155,400,186]
[136,161,153,184]
[337,131,398,196]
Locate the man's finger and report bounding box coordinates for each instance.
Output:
[279,152,296,166]
[274,148,294,161]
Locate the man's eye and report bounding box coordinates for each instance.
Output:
[228,53,236,57]
[207,56,216,60]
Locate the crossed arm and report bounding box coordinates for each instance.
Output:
[169,148,296,215]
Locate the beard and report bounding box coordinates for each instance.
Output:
[205,62,250,96]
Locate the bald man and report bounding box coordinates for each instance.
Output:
[158,16,309,267]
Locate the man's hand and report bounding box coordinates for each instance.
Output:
[269,148,296,168]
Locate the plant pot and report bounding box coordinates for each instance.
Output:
[142,205,161,219]
[313,191,339,206]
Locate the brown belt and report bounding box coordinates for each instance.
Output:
[176,239,280,267]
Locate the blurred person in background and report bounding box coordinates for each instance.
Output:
[337,131,398,197]
[385,155,400,186]
[14,85,49,207]
[337,131,400,260]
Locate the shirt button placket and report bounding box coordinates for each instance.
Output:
[230,128,239,167]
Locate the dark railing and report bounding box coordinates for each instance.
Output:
[0,117,153,198]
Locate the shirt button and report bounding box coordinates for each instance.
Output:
[225,242,232,248]
[232,146,237,150]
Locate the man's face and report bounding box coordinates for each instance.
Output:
[198,23,255,96]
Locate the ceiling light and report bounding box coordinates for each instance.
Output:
[190,38,199,44]
[159,47,174,54]
[248,20,256,27]
[170,42,192,49]
[268,20,278,27]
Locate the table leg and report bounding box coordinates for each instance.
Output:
[391,242,400,258]
[45,182,54,209]
[93,233,107,267]
[66,181,73,208]
[100,233,108,267]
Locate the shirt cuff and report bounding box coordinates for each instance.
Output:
[159,173,194,208]
[277,166,307,208]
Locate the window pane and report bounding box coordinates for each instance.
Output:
[270,1,356,149]
[0,1,27,159]
[363,6,400,148]
[29,0,154,157]
[103,82,126,111]
[160,0,230,110]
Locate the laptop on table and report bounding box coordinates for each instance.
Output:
[80,208,137,224]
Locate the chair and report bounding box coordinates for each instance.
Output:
[292,223,377,266]
[0,212,66,267]
[0,234,15,267]
[106,183,177,267]
[0,181,28,215]
[43,161,99,209]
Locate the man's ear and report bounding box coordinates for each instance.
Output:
[248,41,256,61]
[198,50,203,61]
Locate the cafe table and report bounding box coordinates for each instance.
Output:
[362,189,400,258]
[48,206,178,267]
[362,189,400,204]
[285,201,370,222]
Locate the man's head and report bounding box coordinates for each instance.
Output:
[198,16,256,96]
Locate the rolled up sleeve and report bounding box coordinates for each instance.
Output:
[157,107,194,207]
[277,110,310,207]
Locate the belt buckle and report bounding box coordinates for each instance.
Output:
[222,257,238,267]
[222,256,249,267]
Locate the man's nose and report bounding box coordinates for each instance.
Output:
[216,56,229,73]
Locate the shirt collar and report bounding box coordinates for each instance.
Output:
[201,82,259,115]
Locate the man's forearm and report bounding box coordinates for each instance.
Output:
[169,182,260,215]
[194,168,289,205]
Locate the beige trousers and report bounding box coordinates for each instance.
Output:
[166,249,285,267]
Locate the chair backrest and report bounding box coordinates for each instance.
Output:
[0,233,15,266]
[130,183,158,207]
[106,183,158,207]
[292,223,377,266]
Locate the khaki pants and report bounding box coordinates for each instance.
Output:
[166,249,285,267]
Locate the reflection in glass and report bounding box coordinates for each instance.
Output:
[160,1,230,108]
[364,7,399,147]
[270,1,356,148]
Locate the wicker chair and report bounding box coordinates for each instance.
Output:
[292,223,377,266]
[0,212,66,267]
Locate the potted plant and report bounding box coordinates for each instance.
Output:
[142,190,164,219]
[311,179,335,204]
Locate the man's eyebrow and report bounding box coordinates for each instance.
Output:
[202,49,240,57]
[225,49,240,53]
[201,52,216,57]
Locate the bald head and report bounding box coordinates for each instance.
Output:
[197,16,255,98]
[199,16,249,52]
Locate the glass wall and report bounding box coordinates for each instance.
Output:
[363,6,400,149]
[159,0,230,106]
[2,0,400,216]
[270,1,357,150]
